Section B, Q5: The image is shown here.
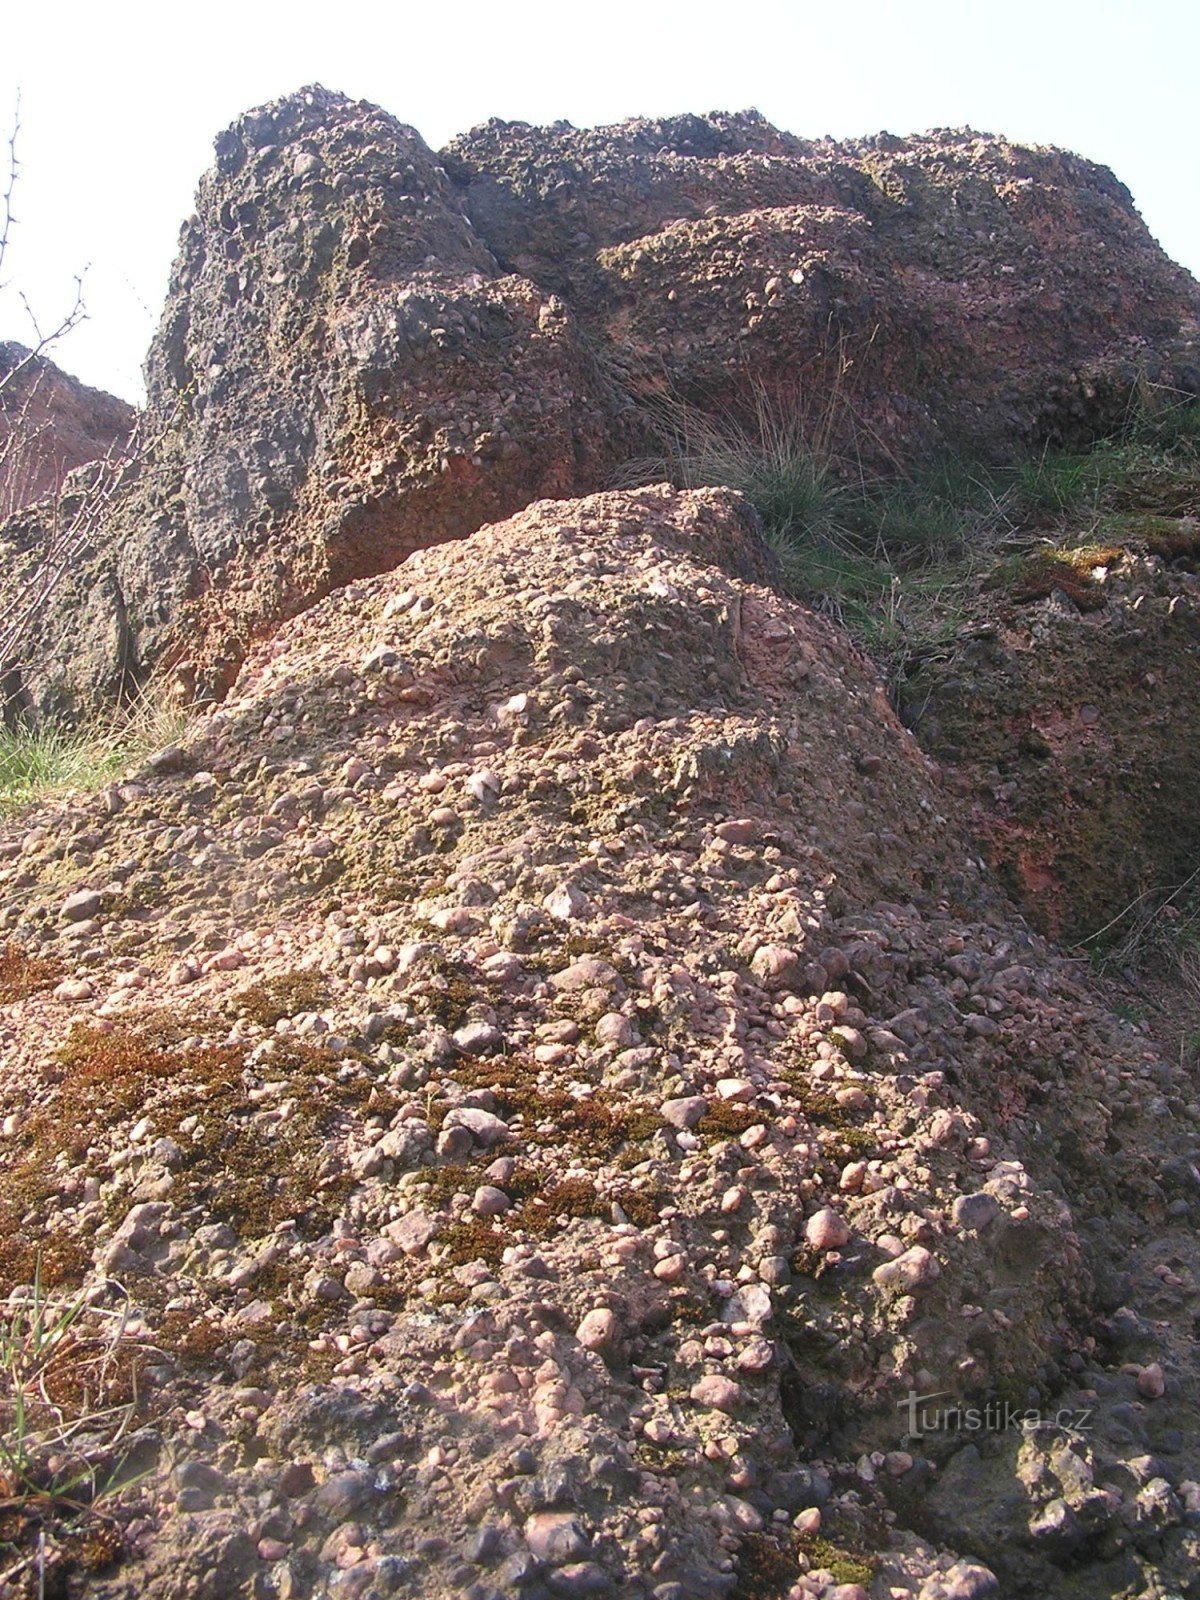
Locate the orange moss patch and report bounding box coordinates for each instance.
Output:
[0,942,64,1003]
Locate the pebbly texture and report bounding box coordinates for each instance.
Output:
[444,115,1200,453]
[0,87,630,720]
[3,91,1199,724]
[0,341,135,516]
[2,488,1199,1600]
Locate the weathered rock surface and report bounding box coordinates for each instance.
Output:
[899,511,1200,942]
[2,486,1199,1599]
[2,91,1198,724]
[0,87,629,719]
[445,114,1200,453]
[0,340,134,515]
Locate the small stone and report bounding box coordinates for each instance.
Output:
[920,1560,999,1600]
[453,1021,503,1056]
[576,1308,617,1351]
[830,1025,867,1062]
[805,1208,851,1250]
[543,885,590,921]
[312,1468,376,1517]
[749,944,800,991]
[551,958,619,993]
[279,1462,316,1497]
[1137,1362,1166,1399]
[61,888,103,921]
[472,1186,511,1217]
[594,1012,636,1049]
[661,1096,707,1130]
[525,1510,589,1563]
[343,1261,384,1296]
[53,978,94,1002]
[385,1210,438,1255]
[548,1562,613,1595]
[721,1283,772,1327]
[690,1374,743,1412]
[952,1192,1000,1231]
[737,1338,774,1373]
[443,1107,512,1147]
[872,1245,940,1291]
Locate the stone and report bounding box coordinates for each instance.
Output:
[952,1192,1000,1231]
[525,1511,589,1564]
[721,1284,772,1327]
[551,958,619,993]
[872,1246,940,1291]
[443,1107,512,1147]
[61,888,103,921]
[661,1096,708,1130]
[918,1563,999,1600]
[385,1210,438,1255]
[749,945,801,991]
[805,1208,851,1250]
[1136,1362,1166,1399]
[472,1185,512,1217]
[0,343,134,515]
[312,1469,377,1518]
[453,1020,504,1056]
[690,1375,743,1412]
[575,1308,617,1351]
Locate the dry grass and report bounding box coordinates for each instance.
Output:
[0,1269,144,1595]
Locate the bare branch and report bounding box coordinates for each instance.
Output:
[0,94,19,292]
[0,99,88,403]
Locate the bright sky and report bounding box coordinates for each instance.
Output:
[2,0,1197,404]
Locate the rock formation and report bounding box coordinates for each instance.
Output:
[2,89,1200,1596]
[0,341,134,516]
[1,88,1196,723]
[3,485,1199,1599]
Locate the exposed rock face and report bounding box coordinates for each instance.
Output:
[0,341,134,516]
[1,89,1197,725]
[2,487,1199,1598]
[445,114,1200,453]
[0,87,629,718]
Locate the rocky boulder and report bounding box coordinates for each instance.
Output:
[0,87,629,720]
[445,115,1200,455]
[0,341,134,516]
[3,93,1198,725]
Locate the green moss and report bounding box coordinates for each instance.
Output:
[0,1019,389,1296]
[998,546,1122,611]
[731,1533,801,1600]
[795,1535,876,1586]
[438,1216,506,1268]
[451,1060,663,1158]
[789,1243,833,1280]
[431,1169,664,1271]
[695,1102,760,1142]
[412,955,480,1030]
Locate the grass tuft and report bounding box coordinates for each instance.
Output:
[0,1267,142,1595]
[0,693,194,815]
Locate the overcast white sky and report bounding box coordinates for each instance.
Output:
[2,0,1197,403]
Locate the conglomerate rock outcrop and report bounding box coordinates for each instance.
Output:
[2,488,1199,1599]
[0,340,134,515]
[2,88,1198,723]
